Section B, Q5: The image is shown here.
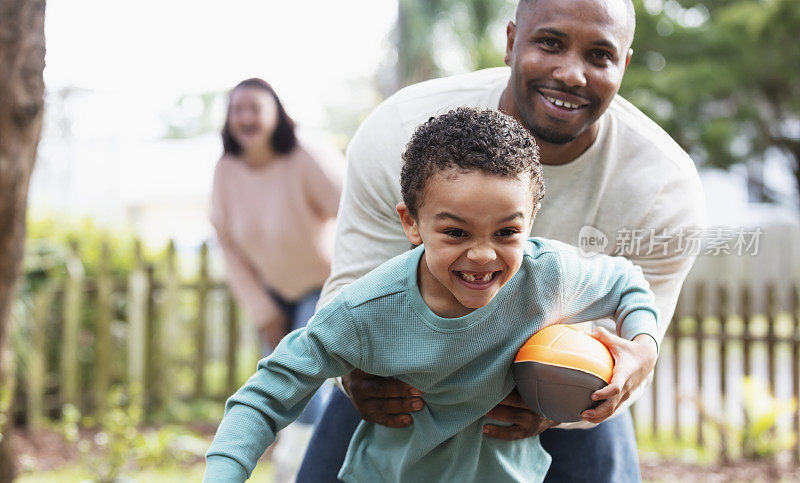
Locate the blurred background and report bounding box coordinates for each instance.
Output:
[9,0,800,481]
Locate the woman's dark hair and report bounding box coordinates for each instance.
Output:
[221,78,297,156]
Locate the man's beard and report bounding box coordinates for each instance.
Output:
[515,95,580,145]
[528,123,577,145]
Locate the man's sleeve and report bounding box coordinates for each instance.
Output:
[204,299,363,481]
[622,169,707,344]
[557,168,706,429]
[318,101,412,307]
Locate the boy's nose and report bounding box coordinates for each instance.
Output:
[467,244,497,264]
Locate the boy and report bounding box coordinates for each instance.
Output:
[204,107,658,482]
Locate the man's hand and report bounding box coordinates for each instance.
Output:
[483,388,558,440]
[343,369,424,428]
[581,328,658,424]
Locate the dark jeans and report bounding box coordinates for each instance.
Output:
[297,387,641,482]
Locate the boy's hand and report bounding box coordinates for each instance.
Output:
[483,388,557,440]
[343,369,425,428]
[581,328,658,424]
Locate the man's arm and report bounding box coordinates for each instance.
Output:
[319,101,411,307]
[554,170,707,429]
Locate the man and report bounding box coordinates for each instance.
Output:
[298,0,705,481]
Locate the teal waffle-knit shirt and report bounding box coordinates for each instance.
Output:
[205,238,659,482]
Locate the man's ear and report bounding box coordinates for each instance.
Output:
[624,48,633,70]
[397,202,422,245]
[504,21,516,66]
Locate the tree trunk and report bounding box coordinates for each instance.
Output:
[0,0,47,480]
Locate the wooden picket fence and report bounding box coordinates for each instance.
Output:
[11,237,800,462]
[14,239,257,426]
[638,282,800,462]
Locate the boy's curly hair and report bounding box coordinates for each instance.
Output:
[400,106,545,217]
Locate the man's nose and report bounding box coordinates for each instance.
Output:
[552,53,587,88]
[467,243,497,264]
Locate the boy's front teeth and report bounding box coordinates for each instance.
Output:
[460,272,494,283]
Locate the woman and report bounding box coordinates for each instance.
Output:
[210,78,343,430]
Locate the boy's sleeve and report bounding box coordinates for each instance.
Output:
[555,245,659,349]
[204,298,363,482]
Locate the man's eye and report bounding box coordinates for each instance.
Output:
[445,229,466,238]
[590,50,612,62]
[538,38,560,49]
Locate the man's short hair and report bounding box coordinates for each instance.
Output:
[517,0,636,49]
[400,106,545,217]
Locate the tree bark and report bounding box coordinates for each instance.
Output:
[0,0,46,480]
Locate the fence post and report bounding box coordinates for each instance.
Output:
[94,239,112,420]
[741,285,753,430]
[28,280,55,428]
[160,240,180,406]
[792,283,799,464]
[127,239,147,406]
[742,286,752,379]
[226,294,238,398]
[672,296,681,442]
[195,242,209,398]
[60,240,84,410]
[765,283,777,394]
[694,284,705,446]
[718,285,728,420]
[143,263,159,418]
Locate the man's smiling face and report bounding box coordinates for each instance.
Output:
[504,0,634,145]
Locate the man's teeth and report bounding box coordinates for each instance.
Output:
[460,272,495,283]
[545,96,580,110]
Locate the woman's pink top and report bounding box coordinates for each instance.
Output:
[210,142,344,328]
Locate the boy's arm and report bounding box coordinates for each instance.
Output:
[204,301,363,482]
[556,246,659,344]
[555,245,659,423]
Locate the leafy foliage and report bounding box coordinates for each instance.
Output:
[621,0,800,206]
[59,387,208,483]
[391,0,513,89]
[739,377,797,459]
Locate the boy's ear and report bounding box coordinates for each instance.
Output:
[397,202,423,245]
[527,205,538,235]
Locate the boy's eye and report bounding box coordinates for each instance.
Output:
[496,228,520,238]
[444,229,467,238]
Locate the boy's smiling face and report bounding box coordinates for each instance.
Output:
[398,169,537,318]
